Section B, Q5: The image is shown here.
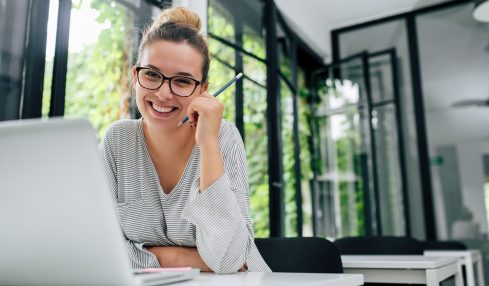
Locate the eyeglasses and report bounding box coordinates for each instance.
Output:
[135,67,201,97]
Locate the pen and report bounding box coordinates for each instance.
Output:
[177,72,244,126]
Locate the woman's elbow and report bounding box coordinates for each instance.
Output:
[212,262,243,274]
[207,251,247,274]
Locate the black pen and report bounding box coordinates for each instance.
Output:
[177,72,244,126]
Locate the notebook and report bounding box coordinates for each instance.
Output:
[0,118,199,285]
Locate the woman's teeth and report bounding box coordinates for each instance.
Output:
[152,103,175,113]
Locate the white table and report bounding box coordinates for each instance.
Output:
[174,272,364,286]
[424,250,486,286]
[341,255,462,286]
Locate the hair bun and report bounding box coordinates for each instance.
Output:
[154,6,201,32]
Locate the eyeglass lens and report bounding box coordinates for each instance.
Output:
[138,69,197,97]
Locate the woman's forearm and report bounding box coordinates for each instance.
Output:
[147,246,212,272]
[199,142,224,191]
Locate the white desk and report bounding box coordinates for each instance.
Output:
[341,255,462,286]
[424,250,486,286]
[175,272,364,286]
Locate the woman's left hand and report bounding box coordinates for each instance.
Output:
[186,91,224,147]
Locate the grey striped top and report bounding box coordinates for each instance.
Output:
[102,118,271,274]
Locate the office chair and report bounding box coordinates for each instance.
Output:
[422,240,467,250]
[254,237,343,273]
[334,236,424,255]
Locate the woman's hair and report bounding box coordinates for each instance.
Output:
[136,7,210,82]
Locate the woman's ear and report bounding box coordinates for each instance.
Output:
[131,66,138,86]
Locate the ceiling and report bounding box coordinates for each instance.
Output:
[275,0,453,63]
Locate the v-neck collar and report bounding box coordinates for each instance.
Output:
[138,119,197,200]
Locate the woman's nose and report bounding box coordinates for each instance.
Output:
[156,80,174,99]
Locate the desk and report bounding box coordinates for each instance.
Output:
[341,255,462,286]
[424,250,485,286]
[175,272,364,286]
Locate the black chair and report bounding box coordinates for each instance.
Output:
[255,237,343,273]
[334,236,424,255]
[422,240,467,250]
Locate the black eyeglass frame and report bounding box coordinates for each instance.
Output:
[135,66,201,97]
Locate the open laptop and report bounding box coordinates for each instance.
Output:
[0,118,199,285]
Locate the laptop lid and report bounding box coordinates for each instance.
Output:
[0,118,143,285]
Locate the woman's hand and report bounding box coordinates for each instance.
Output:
[147,246,212,272]
[147,246,247,273]
[186,91,224,148]
[186,91,225,191]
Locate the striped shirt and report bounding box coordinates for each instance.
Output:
[102,118,271,274]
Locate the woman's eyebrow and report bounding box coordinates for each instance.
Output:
[175,72,196,78]
[144,64,161,70]
[143,65,197,78]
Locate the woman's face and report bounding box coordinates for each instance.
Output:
[133,40,207,131]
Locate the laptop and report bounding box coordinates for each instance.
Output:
[0,118,199,285]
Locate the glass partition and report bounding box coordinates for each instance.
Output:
[313,58,370,238]
[417,3,489,240]
[312,51,408,237]
[337,20,424,238]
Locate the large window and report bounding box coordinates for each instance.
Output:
[208,0,270,237]
[2,0,321,240]
[334,19,419,238]
[45,0,142,139]
[208,0,321,237]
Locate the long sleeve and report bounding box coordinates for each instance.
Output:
[103,125,160,269]
[101,120,269,272]
[181,124,270,274]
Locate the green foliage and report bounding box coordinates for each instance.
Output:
[42,60,53,117]
[298,88,314,235]
[281,82,297,236]
[208,3,317,238]
[208,56,235,122]
[243,79,269,237]
[207,6,235,67]
[62,0,132,140]
[243,31,265,60]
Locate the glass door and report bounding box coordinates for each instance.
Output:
[311,50,409,238]
[311,53,373,238]
[368,49,409,236]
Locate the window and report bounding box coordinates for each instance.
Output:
[208,0,270,237]
[42,0,153,139]
[0,1,29,120]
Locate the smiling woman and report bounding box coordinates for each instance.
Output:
[132,39,206,131]
[102,6,271,274]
